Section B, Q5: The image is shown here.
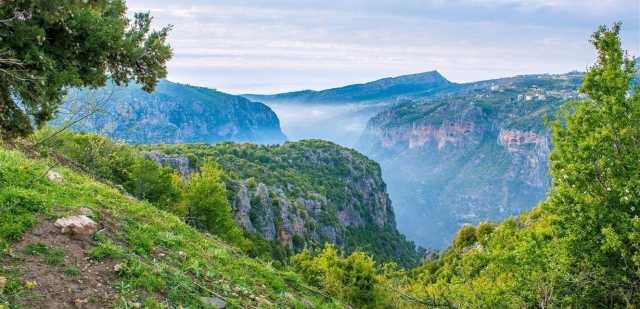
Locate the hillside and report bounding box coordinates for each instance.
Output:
[0,145,341,308]
[359,73,583,248]
[142,141,423,267]
[52,80,287,145]
[244,71,455,104]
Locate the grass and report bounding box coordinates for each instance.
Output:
[0,148,342,308]
[87,239,126,261]
[23,242,65,266]
[63,266,80,277]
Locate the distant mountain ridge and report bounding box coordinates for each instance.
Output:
[245,70,455,103]
[359,72,585,248]
[53,80,287,144]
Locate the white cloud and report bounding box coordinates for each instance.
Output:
[126,0,639,94]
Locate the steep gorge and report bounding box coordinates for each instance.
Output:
[359,73,581,248]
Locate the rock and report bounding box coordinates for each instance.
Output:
[256,297,272,307]
[200,296,227,308]
[0,276,6,292]
[54,215,98,236]
[144,151,193,181]
[113,263,124,272]
[46,170,64,183]
[79,207,94,217]
[302,298,315,308]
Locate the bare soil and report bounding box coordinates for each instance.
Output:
[9,219,120,308]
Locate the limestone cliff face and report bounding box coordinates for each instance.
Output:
[143,151,193,180]
[374,122,476,150]
[230,183,340,248]
[55,80,287,145]
[358,74,581,248]
[144,141,420,266]
[497,129,551,189]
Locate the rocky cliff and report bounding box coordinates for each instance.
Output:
[144,140,422,266]
[359,73,582,248]
[53,80,287,144]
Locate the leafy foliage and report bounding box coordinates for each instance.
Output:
[0,0,172,139]
[183,161,245,245]
[291,245,390,308]
[33,129,182,211]
[546,22,640,305]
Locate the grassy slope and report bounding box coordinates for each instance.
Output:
[0,147,340,308]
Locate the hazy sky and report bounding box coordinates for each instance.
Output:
[127,0,640,94]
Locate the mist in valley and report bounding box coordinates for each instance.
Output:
[265,102,390,148]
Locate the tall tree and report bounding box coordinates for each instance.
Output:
[0,0,172,139]
[548,23,640,306]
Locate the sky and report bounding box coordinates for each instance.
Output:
[127,0,640,94]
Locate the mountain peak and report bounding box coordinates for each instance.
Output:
[368,70,448,87]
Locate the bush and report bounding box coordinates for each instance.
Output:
[183,161,244,245]
[291,244,388,308]
[33,130,182,213]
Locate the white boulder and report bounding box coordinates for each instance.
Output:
[54,215,97,236]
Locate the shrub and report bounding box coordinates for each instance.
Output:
[183,161,244,245]
[291,244,387,308]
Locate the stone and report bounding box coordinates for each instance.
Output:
[256,297,272,307]
[54,215,98,236]
[46,170,64,183]
[200,296,227,308]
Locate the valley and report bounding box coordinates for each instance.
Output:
[0,1,637,306]
[248,71,584,248]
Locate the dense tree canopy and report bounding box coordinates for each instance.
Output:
[547,22,640,305]
[0,0,172,139]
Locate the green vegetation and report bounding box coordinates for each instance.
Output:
[33,129,182,212]
[31,129,250,251]
[0,0,171,139]
[0,147,340,308]
[144,140,423,267]
[285,23,639,309]
[292,245,390,308]
[183,161,245,245]
[546,23,640,304]
[0,5,636,307]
